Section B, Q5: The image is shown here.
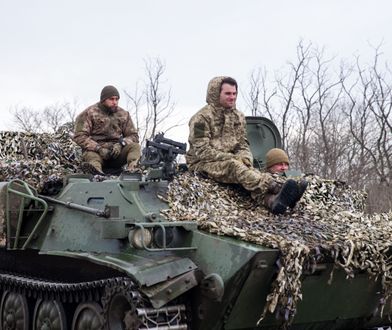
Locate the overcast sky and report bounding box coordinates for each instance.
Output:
[1,0,391,141]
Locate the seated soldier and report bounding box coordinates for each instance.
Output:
[73,85,141,175]
[265,148,289,174]
[186,76,307,215]
[263,147,308,208]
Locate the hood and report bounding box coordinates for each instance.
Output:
[206,76,228,108]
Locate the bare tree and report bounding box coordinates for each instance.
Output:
[10,106,43,133]
[342,47,392,189]
[144,57,176,140]
[310,51,347,178]
[62,99,80,129]
[124,82,146,140]
[10,100,80,133]
[43,103,66,133]
[244,40,392,211]
[244,41,313,151]
[125,57,183,146]
[289,47,320,172]
[243,68,277,117]
[276,41,313,150]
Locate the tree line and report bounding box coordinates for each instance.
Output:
[243,41,391,212]
[9,42,391,212]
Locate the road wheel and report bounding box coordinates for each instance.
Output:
[33,299,66,330]
[0,291,29,330]
[72,302,105,330]
[106,292,138,330]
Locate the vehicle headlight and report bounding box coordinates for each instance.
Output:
[153,227,174,248]
[128,228,152,249]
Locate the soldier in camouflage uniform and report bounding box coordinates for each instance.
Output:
[186,76,306,215]
[265,148,289,174]
[73,85,141,175]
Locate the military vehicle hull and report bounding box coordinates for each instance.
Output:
[0,118,390,329]
[0,174,391,330]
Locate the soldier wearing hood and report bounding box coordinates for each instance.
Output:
[73,85,141,175]
[186,76,306,215]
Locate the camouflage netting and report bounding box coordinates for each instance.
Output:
[161,172,392,327]
[1,129,392,327]
[0,130,82,194]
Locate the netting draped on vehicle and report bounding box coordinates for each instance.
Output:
[1,129,392,327]
[0,130,82,194]
[161,172,392,327]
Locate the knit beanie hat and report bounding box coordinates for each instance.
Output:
[100,85,120,102]
[266,148,289,168]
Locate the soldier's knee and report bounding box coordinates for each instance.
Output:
[133,143,141,156]
[124,142,141,156]
[83,151,102,163]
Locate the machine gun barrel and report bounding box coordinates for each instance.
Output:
[153,133,187,151]
[146,140,186,155]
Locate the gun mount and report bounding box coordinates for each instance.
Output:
[140,132,186,180]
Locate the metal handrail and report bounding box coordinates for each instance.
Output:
[6,179,48,250]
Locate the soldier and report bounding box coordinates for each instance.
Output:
[186,76,306,215]
[73,85,141,175]
[265,148,289,174]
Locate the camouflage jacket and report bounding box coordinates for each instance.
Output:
[73,103,139,152]
[186,76,253,168]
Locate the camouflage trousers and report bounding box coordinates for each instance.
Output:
[191,158,274,201]
[83,142,141,172]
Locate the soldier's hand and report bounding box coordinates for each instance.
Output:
[98,147,111,160]
[242,158,253,168]
[111,143,122,159]
[267,180,283,194]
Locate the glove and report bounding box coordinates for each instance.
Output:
[242,158,253,168]
[111,143,122,159]
[267,180,283,194]
[98,147,111,160]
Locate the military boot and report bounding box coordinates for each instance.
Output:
[264,179,301,215]
[125,160,142,174]
[288,179,308,208]
[81,161,105,176]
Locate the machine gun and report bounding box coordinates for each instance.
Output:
[140,133,187,180]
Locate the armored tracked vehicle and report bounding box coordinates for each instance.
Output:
[0,117,391,329]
